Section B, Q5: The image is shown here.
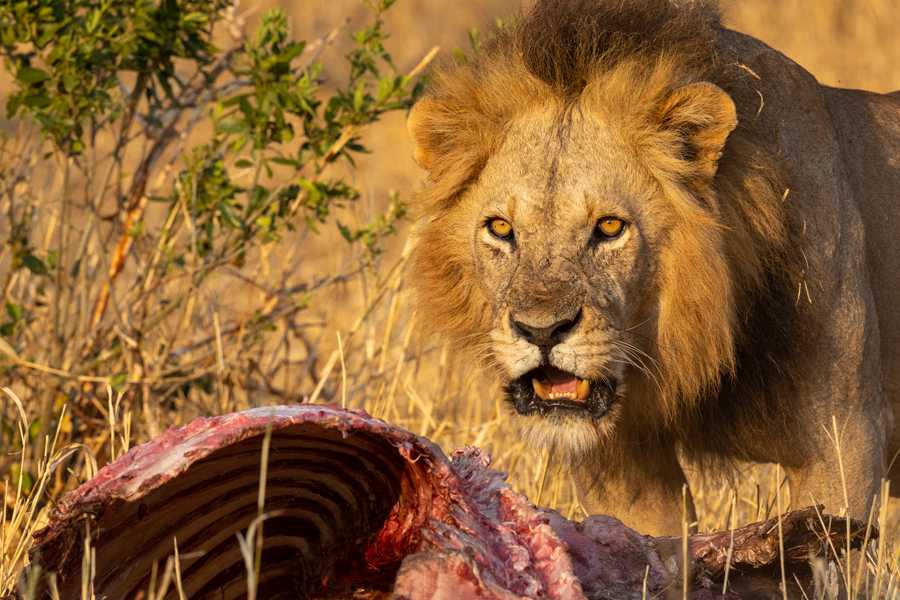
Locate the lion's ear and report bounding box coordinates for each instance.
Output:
[656,82,737,182]
[407,95,446,173]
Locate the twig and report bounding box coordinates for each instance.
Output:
[0,339,112,384]
[302,19,350,70]
[89,43,244,331]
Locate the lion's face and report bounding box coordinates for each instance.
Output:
[408,73,757,454]
[463,108,664,448]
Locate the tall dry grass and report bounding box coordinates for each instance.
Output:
[2,0,900,596]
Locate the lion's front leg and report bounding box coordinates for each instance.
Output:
[783,408,888,522]
[572,442,696,536]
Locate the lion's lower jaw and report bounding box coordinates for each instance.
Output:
[505,372,618,417]
[506,403,623,455]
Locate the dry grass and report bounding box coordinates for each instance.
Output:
[2,0,900,597]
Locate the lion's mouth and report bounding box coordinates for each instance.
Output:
[505,365,617,418]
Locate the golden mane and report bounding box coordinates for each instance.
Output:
[407,0,802,425]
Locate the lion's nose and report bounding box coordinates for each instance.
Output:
[510,308,582,350]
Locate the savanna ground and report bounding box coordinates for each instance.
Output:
[2,0,900,597]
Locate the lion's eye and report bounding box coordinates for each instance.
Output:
[489,218,513,239]
[597,217,625,238]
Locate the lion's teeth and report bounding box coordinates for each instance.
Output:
[534,379,589,402]
[532,378,551,401]
[576,379,590,400]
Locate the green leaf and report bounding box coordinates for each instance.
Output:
[377,77,391,102]
[22,254,48,275]
[353,84,364,111]
[217,201,243,229]
[1,27,16,46]
[297,177,319,198]
[17,66,50,84]
[270,157,299,167]
[6,303,22,321]
[111,373,128,393]
[22,94,52,108]
[217,118,246,134]
[282,42,305,62]
[181,12,209,25]
[337,222,353,243]
[220,95,245,108]
[234,159,253,168]
[86,9,101,33]
[10,463,34,493]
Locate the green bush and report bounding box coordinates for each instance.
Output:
[0,2,425,578]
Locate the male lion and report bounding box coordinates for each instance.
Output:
[405,0,900,536]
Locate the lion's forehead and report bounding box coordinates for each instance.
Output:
[478,108,642,223]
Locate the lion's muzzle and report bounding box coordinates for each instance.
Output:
[504,305,618,418]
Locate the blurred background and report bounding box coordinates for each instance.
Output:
[1,0,898,591]
[6,0,897,205]
[292,0,900,201]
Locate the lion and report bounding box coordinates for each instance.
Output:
[405,0,900,536]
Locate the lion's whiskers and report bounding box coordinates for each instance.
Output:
[448,331,492,353]
[609,341,665,394]
[614,339,663,374]
[473,360,504,379]
[623,316,654,332]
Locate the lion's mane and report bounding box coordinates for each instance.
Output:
[407,0,810,463]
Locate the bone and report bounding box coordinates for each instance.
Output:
[23,405,873,600]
